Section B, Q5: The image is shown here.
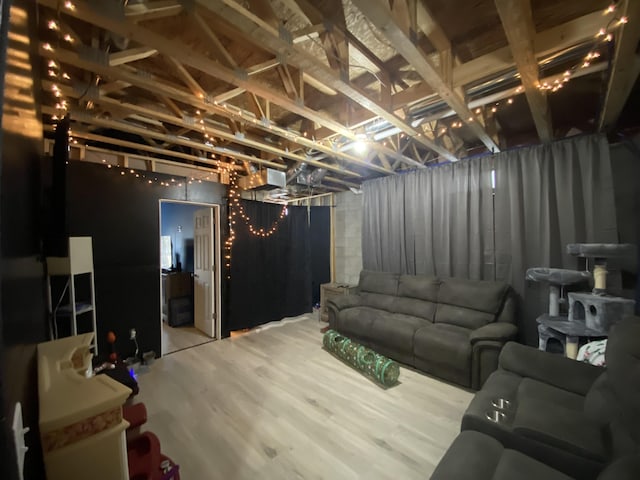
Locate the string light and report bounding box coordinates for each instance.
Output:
[225,171,289,273]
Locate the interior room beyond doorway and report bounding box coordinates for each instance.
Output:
[159,200,218,355]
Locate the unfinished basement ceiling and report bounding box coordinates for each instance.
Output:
[36,0,640,198]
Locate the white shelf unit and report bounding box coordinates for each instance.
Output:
[46,237,98,354]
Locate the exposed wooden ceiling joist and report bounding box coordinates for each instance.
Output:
[190,11,239,70]
[43,80,362,178]
[44,124,238,171]
[598,0,640,132]
[65,112,289,170]
[36,15,398,176]
[125,0,183,22]
[108,46,158,66]
[453,10,605,88]
[191,0,458,162]
[495,0,553,143]
[352,0,499,153]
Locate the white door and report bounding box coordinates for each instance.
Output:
[194,208,215,337]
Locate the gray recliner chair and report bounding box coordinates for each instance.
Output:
[459,316,640,480]
[431,431,640,480]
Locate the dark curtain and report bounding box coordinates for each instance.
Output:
[229,200,312,330]
[310,207,331,305]
[362,157,494,279]
[361,134,618,346]
[494,134,618,345]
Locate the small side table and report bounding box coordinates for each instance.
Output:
[320,283,357,326]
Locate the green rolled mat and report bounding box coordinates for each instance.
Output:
[323,329,400,387]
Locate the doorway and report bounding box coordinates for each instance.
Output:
[159,200,222,355]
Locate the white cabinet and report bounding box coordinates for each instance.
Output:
[38,333,131,480]
[46,237,98,354]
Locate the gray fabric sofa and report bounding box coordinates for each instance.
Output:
[455,316,640,480]
[327,270,517,389]
[431,431,640,480]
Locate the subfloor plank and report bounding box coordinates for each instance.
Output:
[137,316,473,479]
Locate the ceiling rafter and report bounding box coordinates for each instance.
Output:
[37,0,418,171]
[598,0,640,132]
[352,0,499,154]
[311,10,608,138]
[108,46,158,66]
[67,112,289,170]
[42,121,241,172]
[495,0,553,143]
[41,47,390,176]
[43,79,362,178]
[164,56,205,98]
[189,0,457,162]
[190,11,239,69]
[126,0,183,22]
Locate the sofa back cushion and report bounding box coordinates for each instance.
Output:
[358,270,399,313]
[603,316,640,448]
[435,277,510,329]
[392,275,439,321]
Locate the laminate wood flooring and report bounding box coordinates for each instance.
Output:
[137,315,473,479]
[162,321,213,355]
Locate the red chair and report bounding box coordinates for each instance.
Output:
[123,403,180,480]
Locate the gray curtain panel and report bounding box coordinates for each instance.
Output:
[494,134,618,344]
[362,134,617,345]
[363,157,494,279]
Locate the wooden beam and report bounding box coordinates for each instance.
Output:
[68,112,288,170]
[43,80,362,178]
[157,95,184,119]
[109,46,158,66]
[598,0,640,132]
[188,0,457,161]
[125,0,183,22]
[353,0,499,153]
[165,56,205,97]
[38,1,421,170]
[454,10,605,87]
[415,1,450,52]
[190,12,238,69]
[495,0,552,142]
[43,123,233,171]
[100,80,131,94]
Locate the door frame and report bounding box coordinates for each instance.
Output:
[158,199,222,356]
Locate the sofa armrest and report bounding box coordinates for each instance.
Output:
[327,295,362,311]
[499,342,604,396]
[470,322,518,345]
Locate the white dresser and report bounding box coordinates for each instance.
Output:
[38,334,131,480]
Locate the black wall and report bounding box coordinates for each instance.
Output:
[65,161,226,357]
[1,1,48,479]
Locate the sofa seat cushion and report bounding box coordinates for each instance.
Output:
[517,378,585,412]
[414,323,472,386]
[431,431,573,480]
[513,398,608,462]
[368,313,426,363]
[336,306,383,342]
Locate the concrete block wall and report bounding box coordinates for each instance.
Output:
[334,191,363,285]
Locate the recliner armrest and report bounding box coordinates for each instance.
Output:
[499,342,604,396]
[327,295,362,311]
[470,322,518,345]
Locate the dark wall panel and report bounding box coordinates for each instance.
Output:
[310,207,331,305]
[229,201,311,331]
[0,1,48,479]
[66,161,226,356]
